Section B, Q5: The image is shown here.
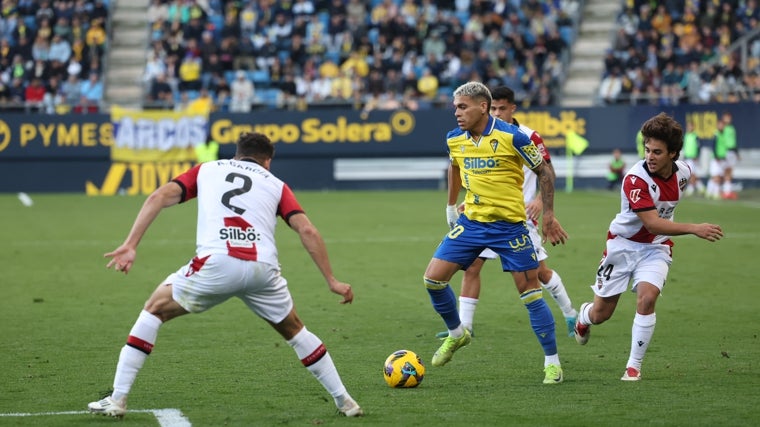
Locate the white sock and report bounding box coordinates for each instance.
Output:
[578,302,593,325]
[112,310,162,402]
[706,180,719,198]
[544,354,560,367]
[287,327,347,404]
[626,312,656,371]
[722,180,733,194]
[540,272,576,318]
[458,296,478,330]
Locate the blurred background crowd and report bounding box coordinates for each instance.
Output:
[0,0,758,113]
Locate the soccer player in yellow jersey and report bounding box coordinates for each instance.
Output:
[424,81,568,383]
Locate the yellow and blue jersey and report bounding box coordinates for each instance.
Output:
[447,115,543,223]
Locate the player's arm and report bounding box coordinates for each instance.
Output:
[635,209,723,241]
[446,161,462,227]
[288,212,354,304]
[532,161,567,245]
[104,181,183,274]
[526,133,552,219]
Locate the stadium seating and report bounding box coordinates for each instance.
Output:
[0,0,111,112]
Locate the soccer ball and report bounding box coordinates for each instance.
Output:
[383,349,425,388]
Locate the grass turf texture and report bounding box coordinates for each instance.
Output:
[1,190,759,426]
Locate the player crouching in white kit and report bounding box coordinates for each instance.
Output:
[88,132,362,418]
[573,113,723,381]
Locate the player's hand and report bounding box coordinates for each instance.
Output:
[446,205,458,229]
[525,199,543,221]
[104,245,137,275]
[542,216,569,246]
[694,223,723,242]
[328,279,354,304]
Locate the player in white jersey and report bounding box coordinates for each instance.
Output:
[573,113,723,381]
[88,132,363,418]
[441,85,577,339]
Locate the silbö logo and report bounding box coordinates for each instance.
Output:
[463,157,499,169]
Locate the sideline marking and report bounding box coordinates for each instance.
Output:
[0,409,191,426]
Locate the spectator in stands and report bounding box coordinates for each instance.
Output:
[6,53,25,82]
[43,75,64,114]
[599,67,623,104]
[31,34,50,62]
[148,0,169,24]
[280,72,298,110]
[423,29,446,60]
[229,70,254,112]
[24,77,46,111]
[85,17,107,51]
[90,0,109,22]
[178,53,202,92]
[48,34,71,64]
[53,17,72,41]
[62,73,83,107]
[79,72,103,108]
[8,76,25,104]
[417,67,439,100]
[143,51,166,87]
[148,72,174,108]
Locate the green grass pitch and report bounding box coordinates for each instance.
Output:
[1,189,759,426]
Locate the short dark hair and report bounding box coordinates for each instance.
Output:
[640,112,683,160]
[490,86,515,104]
[236,132,274,162]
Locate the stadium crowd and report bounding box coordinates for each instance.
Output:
[600,0,760,105]
[142,0,582,111]
[2,1,760,113]
[0,0,110,112]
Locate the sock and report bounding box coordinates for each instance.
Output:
[521,288,557,356]
[540,271,576,318]
[287,327,347,404]
[544,354,560,368]
[706,180,719,198]
[112,310,162,402]
[458,296,478,330]
[578,302,593,325]
[626,312,656,371]
[722,180,733,194]
[424,278,461,331]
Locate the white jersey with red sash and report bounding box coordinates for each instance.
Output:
[609,159,690,246]
[173,159,303,266]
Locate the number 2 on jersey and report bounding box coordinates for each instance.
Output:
[221,172,252,215]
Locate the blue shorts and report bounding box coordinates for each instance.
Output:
[433,215,539,272]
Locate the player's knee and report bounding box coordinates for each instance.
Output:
[423,276,449,290]
[537,268,552,284]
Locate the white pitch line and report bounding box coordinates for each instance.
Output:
[0,409,191,426]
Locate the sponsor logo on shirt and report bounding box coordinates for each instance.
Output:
[463,157,499,169]
[219,217,260,247]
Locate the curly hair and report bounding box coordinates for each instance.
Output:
[640,112,683,160]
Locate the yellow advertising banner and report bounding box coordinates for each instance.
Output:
[110,105,208,162]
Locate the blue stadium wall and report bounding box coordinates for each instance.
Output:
[0,103,757,194]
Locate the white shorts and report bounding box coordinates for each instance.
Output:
[709,158,726,178]
[476,221,547,262]
[725,151,738,168]
[164,254,293,324]
[591,236,672,298]
[527,220,548,262]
